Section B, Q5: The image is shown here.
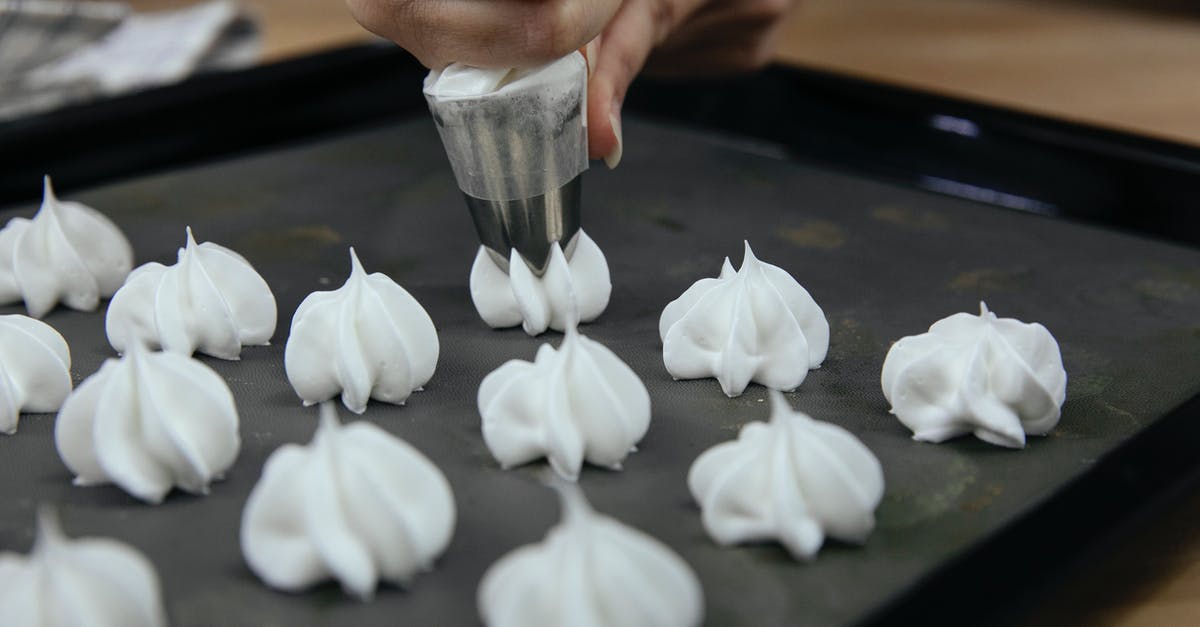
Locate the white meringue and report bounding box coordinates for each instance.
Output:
[470,230,611,336]
[0,314,71,434]
[0,509,167,627]
[659,241,829,397]
[54,341,240,503]
[881,302,1067,448]
[284,247,439,414]
[241,402,456,600]
[478,321,650,481]
[478,483,703,627]
[105,227,276,360]
[0,176,133,318]
[688,390,884,561]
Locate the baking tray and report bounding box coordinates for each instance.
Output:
[1,44,1199,626]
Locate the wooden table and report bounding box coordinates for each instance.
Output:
[126,1,1200,623]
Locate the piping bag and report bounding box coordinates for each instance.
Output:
[424,52,588,276]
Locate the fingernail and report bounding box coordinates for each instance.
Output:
[604,108,623,170]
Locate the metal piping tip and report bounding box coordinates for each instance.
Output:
[466,175,582,276]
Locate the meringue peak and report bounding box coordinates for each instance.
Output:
[478,323,651,481]
[240,401,456,600]
[689,391,884,560]
[470,229,611,336]
[660,241,829,397]
[0,176,133,317]
[106,227,276,359]
[881,303,1067,448]
[0,507,168,627]
[284,247,439,413]
[478,482,705,627]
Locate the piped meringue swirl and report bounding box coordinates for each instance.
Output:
[660,241,829,397]
[0,509,167,627]
[881,302,1067,448]
[0,314,71,434]
[478,483,704,627]
[0,176,133,318]
[55,341,240,503]
[470,230,610,336]
[478,320,650,481]
[688,390,884,560]
[106,227,276,359]
[284,247,439,413]
[241,402,456,600]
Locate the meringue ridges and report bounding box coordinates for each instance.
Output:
[0,176,133,318]
[688,390,884,560]
[241,402,455,600]
[478,320,651,481]
[0,314,71,434]
[55,340,241,504]
[106,227,276,360]
[284,247,439,413]
[660,241,829,397]
[0,509,167,627]
[478,483,703,627]
[470,230,611,336]
[881,302,1067,448]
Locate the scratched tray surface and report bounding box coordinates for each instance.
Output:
[1,116,1199,626]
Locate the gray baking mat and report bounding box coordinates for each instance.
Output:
[1,116,1199,626]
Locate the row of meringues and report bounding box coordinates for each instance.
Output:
[0,178,1067,626]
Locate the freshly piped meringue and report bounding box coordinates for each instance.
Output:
[470,230,610,336]
[478,319,650,481]
[0,315,71,434]
[660,241,829,397]
[54,341,240,503]
[0,509,167,627]
[0,176,133,318]
[241,402,456,600]
[479,483,703,627]
[881,302,1067,448]
[688,390,884,561]
[284,248,438,414]
[105,227,276,360]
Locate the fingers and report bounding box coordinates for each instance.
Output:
[346,0,622,69]
[586,0,706,165]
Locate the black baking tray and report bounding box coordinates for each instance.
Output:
[0,44,1198,626]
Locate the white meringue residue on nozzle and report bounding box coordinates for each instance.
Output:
[478,482,703,627]
[105,226,276,360]
[0,176,133,318]
[241,402,456,600]
[54,340,240,504]
[881,302,1067,448]
[688,390,884,560]
[284,247,439,414]
[0,508,167,627]
[0,314,71,435]
[477,317,650,481]
[470,230,611,336]
[660,241,829,397]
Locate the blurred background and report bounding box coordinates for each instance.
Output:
[3,0,1199,145]
[2,1,1199,625]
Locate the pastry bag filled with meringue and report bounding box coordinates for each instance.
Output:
[424,52,588,275]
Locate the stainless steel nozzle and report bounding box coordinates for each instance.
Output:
[465,175,581,275]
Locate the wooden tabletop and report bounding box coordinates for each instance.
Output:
[128,0,1200,623]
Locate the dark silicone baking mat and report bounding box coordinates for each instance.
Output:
[1,115,1199,626]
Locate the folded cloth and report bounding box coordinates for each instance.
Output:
[0,0,260,121]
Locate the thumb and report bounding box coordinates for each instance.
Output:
[587,0,696,168]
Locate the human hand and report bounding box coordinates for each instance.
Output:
[345,0,797,167]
